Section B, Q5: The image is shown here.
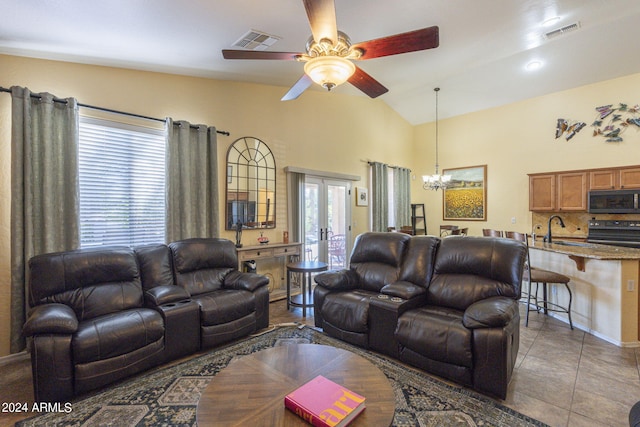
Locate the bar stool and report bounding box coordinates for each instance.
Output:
[449,227,468,236]
[527,268,573,329]
[440,225,458,237]
[286,261,328,317]
[482,229,503,237]
[504,231,573,329]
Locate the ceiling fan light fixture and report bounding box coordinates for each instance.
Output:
[303,56,355,91]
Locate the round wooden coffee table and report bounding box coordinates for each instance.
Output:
[196,343,395,426]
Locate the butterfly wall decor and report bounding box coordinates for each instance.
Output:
[592,103,640,142]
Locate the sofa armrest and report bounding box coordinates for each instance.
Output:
[314,269,359,290]
[380,281,426,300]
[224,270,269,292]
[23,304,78,336]
[144,285,191,307]
[463,296,519,329]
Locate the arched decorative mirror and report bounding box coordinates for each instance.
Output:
[226,137,276,230]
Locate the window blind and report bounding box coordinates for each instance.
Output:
[79,116,166,247]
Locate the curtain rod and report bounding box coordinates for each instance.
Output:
[365,160,411,172]
[0,86,230,136]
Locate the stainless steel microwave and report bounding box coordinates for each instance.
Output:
[588,190,640,213]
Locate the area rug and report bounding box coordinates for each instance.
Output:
[17,326,547,427]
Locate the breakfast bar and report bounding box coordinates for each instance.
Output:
[529,240,640,347]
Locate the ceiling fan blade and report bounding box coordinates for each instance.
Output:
[303,0,338,44]
[352,26,439,60]
[348,66,388,98]
[222,49,301,60]
[281,74,313,101]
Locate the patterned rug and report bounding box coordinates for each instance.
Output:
[17,326,547,426]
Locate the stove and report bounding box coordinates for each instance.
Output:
[587,219,640,248]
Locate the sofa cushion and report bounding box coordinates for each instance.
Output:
[135,244,175,291]
[170,238,238,296]
[428,236,525,310]
[29,247,143,320]
[463,296,519,329]
[322,290,376,333]
[396,306,473,368]
[193,289,256,326]
[399,236,440,288]
[73,308,164,364]
[427,274,519,312]
[349,232,410,293]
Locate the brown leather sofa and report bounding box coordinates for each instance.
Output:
[22,238,269,403]
[313,232,527,399]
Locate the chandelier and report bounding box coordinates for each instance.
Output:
[423,87,451,190]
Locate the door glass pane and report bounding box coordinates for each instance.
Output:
[327,183,347,269]
[304,182,320,262]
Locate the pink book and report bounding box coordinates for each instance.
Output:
[284,375,366,427]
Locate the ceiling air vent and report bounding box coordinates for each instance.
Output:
[232,30,281,51]
[544,21,581,40]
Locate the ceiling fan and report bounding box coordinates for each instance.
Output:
[222,0,439,101]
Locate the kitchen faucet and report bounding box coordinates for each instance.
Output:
[543,215,565,243]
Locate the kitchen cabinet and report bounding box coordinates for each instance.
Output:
[619,167,640,189]
[529,174,556,211]
[529,172,587,212]
[531,165,640,212]
[589,170,617,190]
[589,166,640,190]
[557,172,588,211]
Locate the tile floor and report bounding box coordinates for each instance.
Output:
[505,306,640,426]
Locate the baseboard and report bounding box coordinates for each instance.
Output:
[546,312,640,348]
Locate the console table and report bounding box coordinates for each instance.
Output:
[236,242,302,301]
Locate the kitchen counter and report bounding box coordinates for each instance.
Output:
[530,240,640,260]
[528,240,640,346]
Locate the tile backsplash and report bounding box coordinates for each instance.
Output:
[531,212,640,239]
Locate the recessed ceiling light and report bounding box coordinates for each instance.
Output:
[542,16,561,27]
[526,60,543,71]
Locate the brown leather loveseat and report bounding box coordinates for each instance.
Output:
[313,232,526,399]
[22,237,269,403]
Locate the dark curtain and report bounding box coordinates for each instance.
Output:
[10,86,79,353]
[165,119,219,241]
[370,162,389,232]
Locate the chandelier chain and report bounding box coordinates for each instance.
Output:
[422,87,450,190]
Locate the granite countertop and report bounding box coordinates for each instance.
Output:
[529,240,640,260]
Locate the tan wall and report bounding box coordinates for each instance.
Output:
[0,54,414,356]
[410,72,640,237]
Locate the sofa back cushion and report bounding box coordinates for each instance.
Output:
[169,238,238,296]
[28,247,143,321]
[134,244,174,291]
[399,236,440,288]
[428,236,526,311]
[349,232,411,293]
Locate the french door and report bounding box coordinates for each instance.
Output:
[304,177,351,268]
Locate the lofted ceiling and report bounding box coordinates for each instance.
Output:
[1,0,639,125]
